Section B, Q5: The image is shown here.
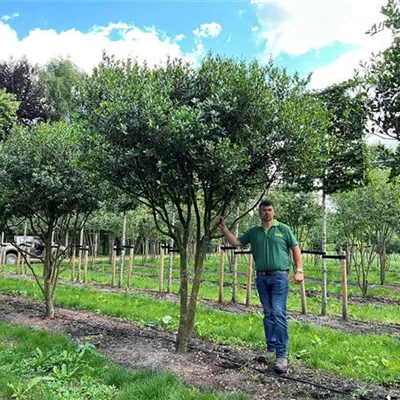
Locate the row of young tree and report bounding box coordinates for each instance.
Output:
[0,0,399,353]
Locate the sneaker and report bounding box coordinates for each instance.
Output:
[257,350,275,363]
[274,358,288,374]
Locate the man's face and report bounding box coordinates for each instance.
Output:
[259,205,274,221]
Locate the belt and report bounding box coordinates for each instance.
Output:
[256,270,288,276]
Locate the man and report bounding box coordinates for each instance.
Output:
[218,200,303,374]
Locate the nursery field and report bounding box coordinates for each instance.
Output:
[0,253,399,400]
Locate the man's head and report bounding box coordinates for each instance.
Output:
[259,200,274,222]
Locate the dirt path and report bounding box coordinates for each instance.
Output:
[0,293,399,400]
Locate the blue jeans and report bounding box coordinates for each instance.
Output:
[255,272,289,359]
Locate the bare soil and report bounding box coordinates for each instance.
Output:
[0,293,399,400]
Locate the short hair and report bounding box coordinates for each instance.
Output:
[259,199,273,208]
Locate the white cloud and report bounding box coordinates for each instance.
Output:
[252,0,387,57]
[309,30,392,89]
[251,26,259,33]
[193,22,222,38]
[0,21,201,73]
[1,12,19,22]
[251,0,393,88]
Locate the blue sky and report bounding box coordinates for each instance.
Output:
[0,0,393,89]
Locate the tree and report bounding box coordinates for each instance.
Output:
[38,58,86,122]
[362,0,400,176]
[268,190,320,248]
[333,168,400,294]
[0,122,101,317]
[0,57,49,125]
[0,89,18,136]
[82,54,328,352]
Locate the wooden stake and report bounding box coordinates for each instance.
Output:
[127,246,134,289]
[300,278,308,315]
[341,249,348,321]
[71,246,76,282]
[16,251,21,275]
[111,246,117,287]
[159,245,165,293]
[83,246,88,284]
[245,254,253,306]
[218,246,225,303]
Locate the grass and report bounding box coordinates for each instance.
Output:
[0,321,248,400]
[3,261,400,325]
[0,275,400,385]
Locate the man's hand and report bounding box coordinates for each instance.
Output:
[293,270,304,284]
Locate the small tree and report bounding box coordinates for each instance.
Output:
[82,54,328,352]
[38,58,86,122]
[0,122,101,317]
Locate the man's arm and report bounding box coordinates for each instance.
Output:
[292,245,303,284]
[217,217,242,248]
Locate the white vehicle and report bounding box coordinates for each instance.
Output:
[3,236,46,265]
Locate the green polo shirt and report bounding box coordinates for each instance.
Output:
[239,221,298,271]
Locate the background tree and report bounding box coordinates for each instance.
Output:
[82,54,328,352]
[0,57,49,125]
[333,168,400,294]
[0,89,19,137]
[269,189,320,247]
[38,58,86,122]
[0,122,101,317]
[285,82,369,316]
[362,0,400,176]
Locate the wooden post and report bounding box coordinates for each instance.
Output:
[118,212,127,289]
[127,245,134,289]
[245,254,253,307]
[341,249,348,321]
[1,243,6,267]
[218,246,225,303]
[159,245,165,293]
[0,232,4,268]
[71,246,76,282]
[20,244,25,275]
[111,246,117,287]
[83,246,89,284]
[300,278,308,315]
[25,244,31,272]
[16,250,21,275]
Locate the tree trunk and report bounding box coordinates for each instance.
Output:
[176,243,189,353]
[321,190,328,316]
[176,238,205,353]
[43,234,55,318]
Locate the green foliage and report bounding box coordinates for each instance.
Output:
[82,54,328,238]
[361,0,400,177]
[0,89,19,136]
[0,321,245,400]
[268,190,320,247]
[38,58,86,122]
[0,121,100,226]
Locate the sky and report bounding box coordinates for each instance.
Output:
[0,0,394,92]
